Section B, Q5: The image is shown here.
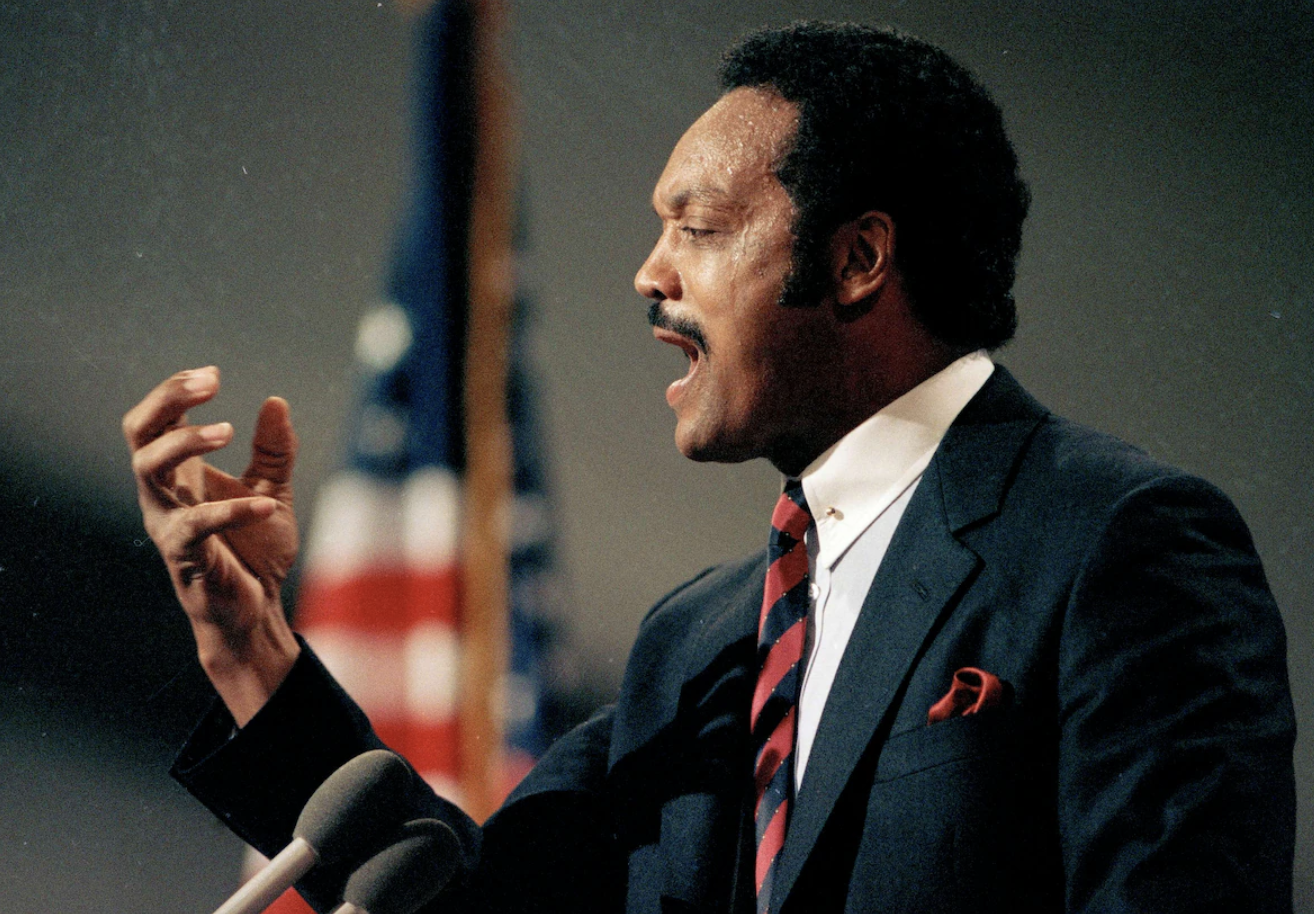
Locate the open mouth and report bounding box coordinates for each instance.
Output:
[652,326,701,405]
[647,301,709,354]
[648,302,708,407]
[652,326,701,363]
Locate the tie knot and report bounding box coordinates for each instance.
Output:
[771,479,812,542]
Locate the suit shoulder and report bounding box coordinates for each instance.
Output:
[637,552,766,632]
[621,553,764,703]
[976,412,1265,596]
[1022,412,1231,512]
[971,367,1229,510]
[609,553,764,769]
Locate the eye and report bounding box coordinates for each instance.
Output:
[680,226,716,239]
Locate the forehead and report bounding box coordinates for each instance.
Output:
[652,87,798,214]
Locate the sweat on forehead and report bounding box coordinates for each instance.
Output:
[652,89,797,212]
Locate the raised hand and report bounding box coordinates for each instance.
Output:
[123,367,302,724]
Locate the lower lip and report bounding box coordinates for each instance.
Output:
[666,356,699,408]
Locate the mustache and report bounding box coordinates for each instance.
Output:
[647,301,710,354]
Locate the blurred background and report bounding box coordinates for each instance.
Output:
[1,0,1310,910]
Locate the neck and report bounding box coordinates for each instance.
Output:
[766,339,965,477]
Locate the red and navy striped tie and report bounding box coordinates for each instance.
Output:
[751,478,813,914]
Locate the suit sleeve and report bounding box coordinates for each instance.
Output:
[172,641,623,913]
[1056,474,1295,913]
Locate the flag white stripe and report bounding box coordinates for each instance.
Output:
[307,625,461,721]
[303,469,462,580]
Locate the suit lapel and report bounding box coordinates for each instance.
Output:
[772,366,1047,907]
[772,460,978,903]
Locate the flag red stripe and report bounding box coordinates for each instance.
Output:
[369,716,463,777]
[297,566,462,631]
[263,891,315,914]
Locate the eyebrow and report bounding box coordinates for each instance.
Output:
[654,185,738,215]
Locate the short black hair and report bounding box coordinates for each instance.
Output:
[720,22,1029,351]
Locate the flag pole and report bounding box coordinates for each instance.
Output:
[459,0,516,822]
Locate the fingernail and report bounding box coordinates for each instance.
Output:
[199,422,232,443]
[183,367,217,393]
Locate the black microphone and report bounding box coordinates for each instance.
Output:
[330,818,463,914]
[212,750,413,914]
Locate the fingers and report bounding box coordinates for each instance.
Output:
[203,462,255,502]
[163,496,279,568]
[244,396,299,491]
[131,419,234,505]
[122,366,221,451]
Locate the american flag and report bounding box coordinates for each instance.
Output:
[296,0,476,806]
[247,2,555,909]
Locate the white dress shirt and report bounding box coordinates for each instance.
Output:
[792,351,995,786]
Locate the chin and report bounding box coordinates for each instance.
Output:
[674,425,758,465]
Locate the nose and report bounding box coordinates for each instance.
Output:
[634,231,679,302]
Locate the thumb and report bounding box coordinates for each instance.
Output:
[245,396,298,490]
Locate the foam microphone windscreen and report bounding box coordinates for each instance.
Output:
[211,750,418,914]
[295,749,414,863]
[338,818,463,914]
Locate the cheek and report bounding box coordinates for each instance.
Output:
[735,221,793,282]
[719,258,791,336]
[747,311,833,402]
[716,324,799,426]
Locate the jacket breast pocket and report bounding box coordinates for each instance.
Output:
[874,707,1027,782]
[845,709,1060,912]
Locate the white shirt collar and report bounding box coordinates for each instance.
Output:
[797,351,995,571]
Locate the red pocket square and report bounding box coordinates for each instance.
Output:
[927,667,1008,725]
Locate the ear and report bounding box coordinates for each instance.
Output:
[830,211,895,307]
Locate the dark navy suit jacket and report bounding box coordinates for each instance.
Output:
[175,368,1296,913]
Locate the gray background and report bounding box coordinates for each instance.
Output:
[1,0,1309,910]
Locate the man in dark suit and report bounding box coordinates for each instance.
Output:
[125,22,1294,914]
